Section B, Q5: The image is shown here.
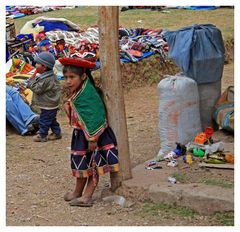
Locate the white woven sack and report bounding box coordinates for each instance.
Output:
[157,74,202,154]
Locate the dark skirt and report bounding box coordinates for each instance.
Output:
[70,127,120,178]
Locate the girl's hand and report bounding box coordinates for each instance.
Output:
[64,101,71,118]
[88,141,97,151]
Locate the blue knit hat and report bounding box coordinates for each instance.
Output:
[34,52,55,69]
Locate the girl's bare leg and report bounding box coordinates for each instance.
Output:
[77,175,99,203]
[64,178,87,201]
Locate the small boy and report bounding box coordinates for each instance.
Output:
[27,52,62,142]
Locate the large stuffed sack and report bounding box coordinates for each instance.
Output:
[157,74,202,154]
[165,24,225,84]
[198,80,221,130]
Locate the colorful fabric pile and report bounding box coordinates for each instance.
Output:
[6,6,74,19]
[6,17,169,71]
[213,86,234,132]
[6,17,169,108]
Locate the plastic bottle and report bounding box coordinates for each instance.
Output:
[102,195,127,207]
[168,176,177,184]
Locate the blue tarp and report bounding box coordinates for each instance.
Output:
[184,6,218,10]
[121,51,155,62]
[6,85,36,135]
[6,6,13,10]
[164,24,225,84]
[13,13,26,19]
[6,44,10,62]
[38,21,77,32]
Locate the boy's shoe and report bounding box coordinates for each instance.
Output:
[27,123,35,133]
[33,134,48,142]
[26,116,40,135]
[48,133,62,140]
[31,116,40,130]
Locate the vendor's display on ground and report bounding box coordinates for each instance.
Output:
[6,17,168,68]
[6,6,75,19]
[5,15,169,107]
[155,128,234,170]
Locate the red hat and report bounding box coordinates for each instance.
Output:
[58,57,96,69]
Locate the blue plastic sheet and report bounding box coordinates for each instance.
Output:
[184,6,218,10]
[164,24,225,84]
[6,85,36,135]
[38,21,76,32]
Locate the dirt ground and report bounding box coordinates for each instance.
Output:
[6,63,234,226]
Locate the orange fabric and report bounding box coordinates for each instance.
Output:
[126,49,143,57]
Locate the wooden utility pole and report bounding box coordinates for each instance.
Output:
[98,6,132,190]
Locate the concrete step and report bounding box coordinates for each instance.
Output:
[116,162,234,215]
[148,183,233,215]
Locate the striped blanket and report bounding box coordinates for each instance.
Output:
[213,86,234,132]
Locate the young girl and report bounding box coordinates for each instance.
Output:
[59,57,120,207]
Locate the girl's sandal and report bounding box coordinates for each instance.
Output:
[63,191,81,202]
[69,198,93,207]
